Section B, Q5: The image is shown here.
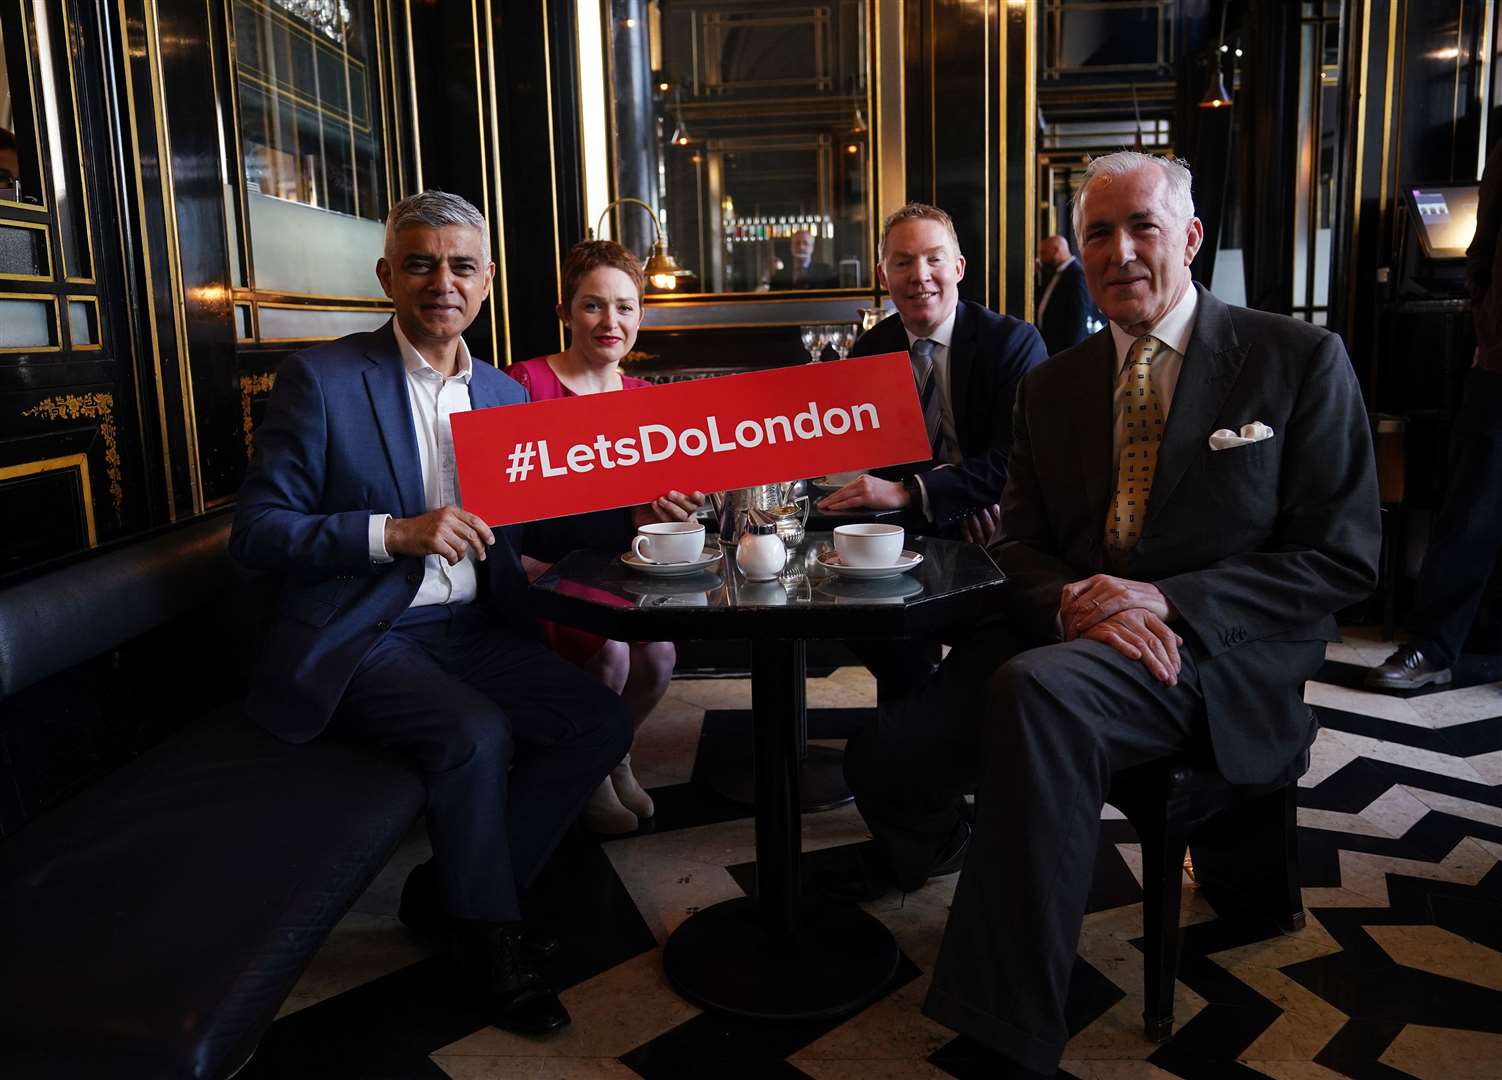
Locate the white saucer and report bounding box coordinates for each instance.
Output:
[815,548,923,580]
[621,543,724,577]
[810,473,864,493]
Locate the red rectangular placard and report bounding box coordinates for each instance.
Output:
[452,353,929,526]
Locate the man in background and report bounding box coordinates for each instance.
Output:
[1367,140,1502,690]
[1034,233,1093,354]
[770,227,838,289]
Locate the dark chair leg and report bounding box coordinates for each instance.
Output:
[1191,783,1305,934]
[1138,822,1190,1043]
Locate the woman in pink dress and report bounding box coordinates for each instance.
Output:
[510,240,703,835]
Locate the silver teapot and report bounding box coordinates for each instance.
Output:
[710,481,809,547]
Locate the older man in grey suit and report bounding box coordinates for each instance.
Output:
[840,152,1380,1078]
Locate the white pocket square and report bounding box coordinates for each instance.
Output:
[1208,421,1274,450]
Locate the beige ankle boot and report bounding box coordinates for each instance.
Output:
[581,775,638,835]
[610,754,654,819]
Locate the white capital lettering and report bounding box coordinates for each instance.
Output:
[538,439,568,478]
[640,424,676,462]
[707,416,736,452]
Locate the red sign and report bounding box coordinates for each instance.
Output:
[452,353,929,526]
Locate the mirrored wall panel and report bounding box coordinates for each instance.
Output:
[607,0,874,295]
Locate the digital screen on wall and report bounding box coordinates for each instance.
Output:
[1407,185,1479,260]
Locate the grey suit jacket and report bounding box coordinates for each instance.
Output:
[993,286,1380,783]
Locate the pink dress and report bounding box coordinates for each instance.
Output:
[507,356,652,664]
[508,355,651,399]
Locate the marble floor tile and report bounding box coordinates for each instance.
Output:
[1313,729,1490,786]
[1240,1062,1358,1080]
[602,848,746,943]
[432,1056,641,1079]
[1465,747,1502,785]
[791,971,954,1064]
[1405,682,1502,728]
[1402,785,1502,829]
[1299,728,1369,789]
[1377,1024,1502,1080]
[1296,808,1393,838]
[1329,837,1499,906]
[1364,926,1502,994]
[795,1059,954,1080]
[629,694,706,784]
[1224,965,1347,1061]
[1304,682,1430,727]
[1352,784,1433,838]
[275,911,428,1018]
[436,950,699,1060]
[1068,1063,1200,1080]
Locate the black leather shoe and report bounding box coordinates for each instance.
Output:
[400,862,560,961]
[819,819,973,903]
[1365,643,1453,691]
[460,923,571,1036]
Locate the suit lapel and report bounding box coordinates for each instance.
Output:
[363,321,426,518]
[947,302,977,447]
[1077,330,1117,534]
[1144,286,1247,522]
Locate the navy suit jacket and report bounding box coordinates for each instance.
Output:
[851,299,1047,530]
[231,321,629,743]
[1035,259,1093,356]
[994,287,1380,783]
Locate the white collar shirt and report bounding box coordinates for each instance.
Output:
[366,319,479,608]
[1107,283,1198,462]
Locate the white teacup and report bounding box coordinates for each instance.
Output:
[632,521,706,564]
[833,522,905,567]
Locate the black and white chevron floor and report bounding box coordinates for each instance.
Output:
[242,630,1502,1079]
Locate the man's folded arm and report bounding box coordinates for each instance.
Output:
[229,355,379,578]
[1154,333,1381,655]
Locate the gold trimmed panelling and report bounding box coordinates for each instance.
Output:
[239,371,276,459]
[21,391,122,518]
[0,452,97,547]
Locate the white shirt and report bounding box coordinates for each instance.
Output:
[367,320,479,608]
[1107,283,1198,463]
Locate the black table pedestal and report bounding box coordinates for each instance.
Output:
[662,896,900,1021]
[663,639,900,1020]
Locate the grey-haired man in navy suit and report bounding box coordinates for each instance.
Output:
[231,192,696,1037]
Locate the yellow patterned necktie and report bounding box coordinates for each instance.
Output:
[1105,334,1165,559]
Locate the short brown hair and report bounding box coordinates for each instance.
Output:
[879,202,962,262]
[560,240,646,309]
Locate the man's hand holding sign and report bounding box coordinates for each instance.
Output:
[452,354,933,527]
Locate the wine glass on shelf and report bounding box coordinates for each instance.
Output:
[829,323,857,361]
[800,324,830,363]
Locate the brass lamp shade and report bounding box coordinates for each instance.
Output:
[588,197,693,291]
[1199,70,1233,109]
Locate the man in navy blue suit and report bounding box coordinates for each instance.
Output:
[816,203,1047,543]
[231,192,681,1036]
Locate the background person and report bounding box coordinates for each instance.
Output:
[1034,233,1093,354]
[1366,139,1502,691]
[769,228,838,289]
[509,240,704,834]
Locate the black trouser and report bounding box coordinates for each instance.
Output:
[848,624,1207,1074]
[330,604,632,923]
[1406,367,1502,667]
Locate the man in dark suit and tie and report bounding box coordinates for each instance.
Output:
[817,202,1046,541]
[839,153,1380,1077]
[1034,233,1093,354]
[231,192,691,1037]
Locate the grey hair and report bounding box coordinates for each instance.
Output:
[1070,152,1195,239]
[384,190,490,261]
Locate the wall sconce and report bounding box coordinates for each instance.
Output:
[1199,2,1234,109]
[589,196,691,291]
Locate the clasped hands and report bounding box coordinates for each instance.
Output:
[1059,574,1183,687]
[386,490,706,567]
